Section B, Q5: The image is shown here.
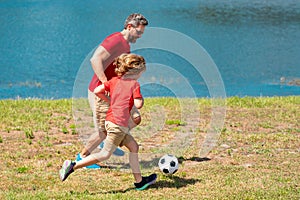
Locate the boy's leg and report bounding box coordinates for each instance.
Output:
[60,122,122,182]
[74,150,112,170]
[59,149,113,182]
[124,138,142,183]
[124,136,157,190]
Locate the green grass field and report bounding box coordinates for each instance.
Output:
[0,96,299,200]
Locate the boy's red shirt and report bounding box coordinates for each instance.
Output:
[104,77,142,127]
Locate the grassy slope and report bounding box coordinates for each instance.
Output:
[0,96,299,200]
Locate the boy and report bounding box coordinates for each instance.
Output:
[59,53,157,191]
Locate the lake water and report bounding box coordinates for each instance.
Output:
[0,0,299,99]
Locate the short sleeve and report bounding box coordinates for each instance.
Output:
[133,82,143,99]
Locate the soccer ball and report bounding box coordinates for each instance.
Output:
[158,154,179,175]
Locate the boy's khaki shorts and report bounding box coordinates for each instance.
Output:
[102,121,134,153]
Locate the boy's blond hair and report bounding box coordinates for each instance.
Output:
[114,53,146,76]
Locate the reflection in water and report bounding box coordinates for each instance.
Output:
[176,1,300,25]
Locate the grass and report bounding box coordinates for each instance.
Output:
[0,96,299,199]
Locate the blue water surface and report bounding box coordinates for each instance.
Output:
[0,0,299,99]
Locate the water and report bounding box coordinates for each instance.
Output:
[0,0,299,99]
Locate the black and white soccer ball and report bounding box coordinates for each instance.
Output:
[158,154,179,175]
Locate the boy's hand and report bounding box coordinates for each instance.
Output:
[93,85,110,103]
[94,85,103,94]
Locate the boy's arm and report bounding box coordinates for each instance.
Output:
[93,85,110,103]
[134,97,144,109]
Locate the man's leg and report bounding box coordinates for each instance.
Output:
[80,90,109,157]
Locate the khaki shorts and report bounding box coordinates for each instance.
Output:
[103,121,134,153]
[95,96,110,134]
[89,91,141,134]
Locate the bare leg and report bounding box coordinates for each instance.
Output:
[80,131,106,157]
[74,150,112,170]
[124,139,142,183]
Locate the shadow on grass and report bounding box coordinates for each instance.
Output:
[102,156,211,170]
[95,175,202,194]
[178,156,211,163]
[98,157,161,170]
[153,175,202,189]
[85,156,210,194]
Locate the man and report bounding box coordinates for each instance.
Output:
[81,13,149,158]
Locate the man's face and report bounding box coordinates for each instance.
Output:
[128,25,145,43]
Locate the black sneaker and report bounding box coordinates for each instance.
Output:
[134,173,157,191]
[59,160,76,181]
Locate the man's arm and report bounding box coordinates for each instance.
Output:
[90,45,111,83]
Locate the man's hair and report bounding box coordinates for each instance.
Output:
[114,53,146,76]
[124,13,148,29]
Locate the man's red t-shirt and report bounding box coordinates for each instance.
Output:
[104,77,143,127]
[88,32,130,92]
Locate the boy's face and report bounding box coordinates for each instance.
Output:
[135,69,145,79]
[123,69,145,80]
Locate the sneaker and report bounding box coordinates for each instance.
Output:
[134,173,157,191]
[59,160,76,181]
